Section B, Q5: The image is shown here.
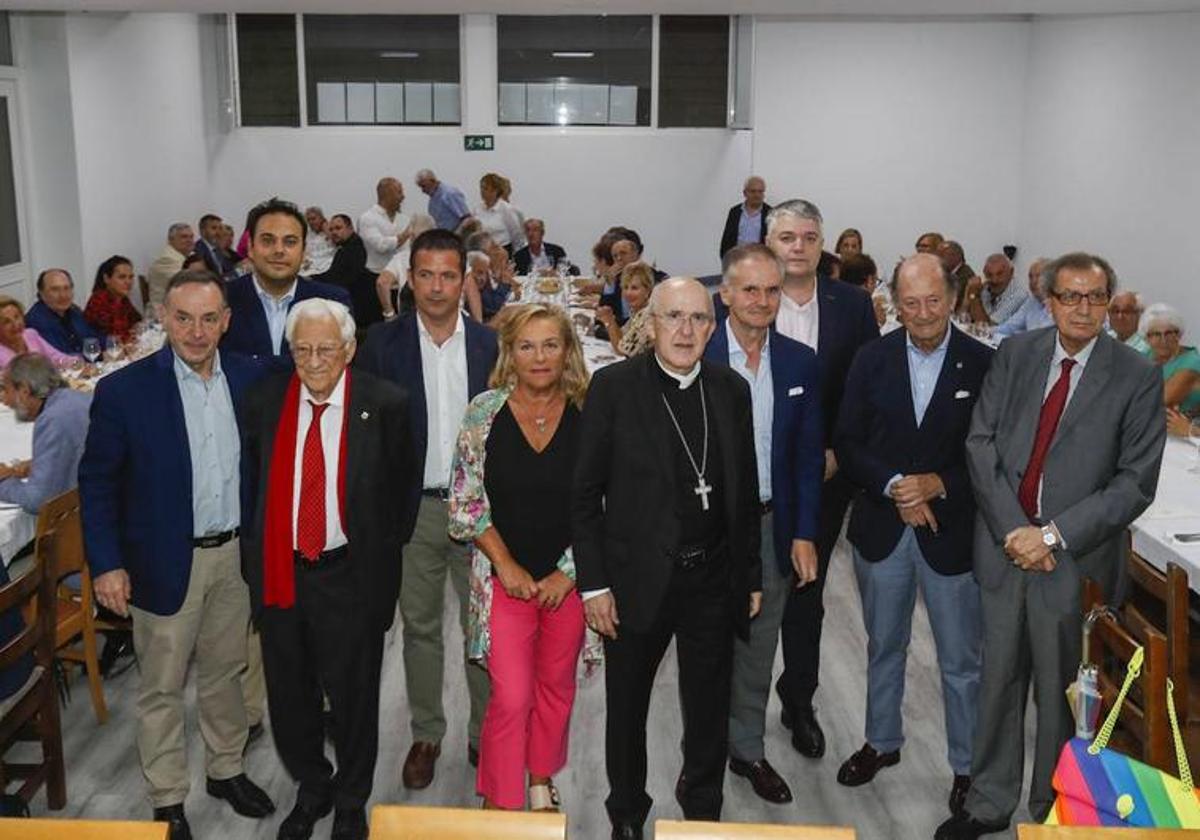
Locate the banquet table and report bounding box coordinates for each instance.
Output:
[1131,436,1200,590]
[0,405,36,564]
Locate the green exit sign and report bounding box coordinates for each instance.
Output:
[464,134,494,152]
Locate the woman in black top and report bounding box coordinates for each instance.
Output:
[448,304,591,814]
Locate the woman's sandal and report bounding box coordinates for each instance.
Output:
[528,782,561,813]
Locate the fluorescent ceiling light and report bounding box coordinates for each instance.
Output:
[379,51,420,59]
[552,51,594,59]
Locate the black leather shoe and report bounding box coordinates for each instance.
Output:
[934,812,1009,840]
[278,796,334,840]
[674,772,687,809]
[152,804,192,840]
[836,743,900,786]
[206,773,276,818]
[99,631,135,678]
[788,705,825,758]
[611,822,643,840]
[468,743,480,768]
[331,807,368,840]
[729,757,793,804]
[949,774,972,816]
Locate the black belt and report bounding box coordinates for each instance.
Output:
[671,539,727,571]
[192,528,238,549]
[760,500,773,516]
[294,545,349,569]
[421,487,451,502]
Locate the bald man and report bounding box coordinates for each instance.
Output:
[357,178,415,327]
[994,258,1055,340]
[967,254,1028,327]
[720,176,771,258]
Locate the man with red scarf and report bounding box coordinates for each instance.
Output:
[240,298,412,840]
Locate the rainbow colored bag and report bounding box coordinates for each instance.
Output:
[1047,646,1200,827]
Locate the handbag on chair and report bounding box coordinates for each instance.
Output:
[1046,646,1200,827]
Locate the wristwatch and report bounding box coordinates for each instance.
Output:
[1040,525,1059,549]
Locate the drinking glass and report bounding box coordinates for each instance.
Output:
[104,336,123,363]
[82,337,101,365]
[1189,418,1200,474]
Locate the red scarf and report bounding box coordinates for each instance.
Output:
[263,370,351,608]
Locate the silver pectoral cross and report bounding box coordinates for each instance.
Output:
[694,477,713,511]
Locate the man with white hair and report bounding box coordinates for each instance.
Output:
[993,258,1054,340]
[1108,290,1150,355]
[720,176,771,258]
[415,168,471,232]
[241,298,412,840]
[147,222,197,309]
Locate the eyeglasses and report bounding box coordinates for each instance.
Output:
[1145,328,1181,341]
[1048,289,1110,307]
[653,310,714,331]
[290,344,344,362]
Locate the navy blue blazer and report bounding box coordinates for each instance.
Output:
[79,346,265,615]
[25,300,101,355]
[705,326,824,576]
[220,274,353,363]
[356,313,498,542]
[834,326,993,575]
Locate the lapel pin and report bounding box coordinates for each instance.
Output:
[360,411,370,420]
[956,361,963,369]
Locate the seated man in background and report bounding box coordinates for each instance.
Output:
[25,268,102,355]
[963,254,1028,328]
[839,254,887,327]
[512,218,568,275]
[1107,290,1150,355]
[938,240,977,315]
[993,258,1053,340]
[311,214,368,302]
[147,223,196,311]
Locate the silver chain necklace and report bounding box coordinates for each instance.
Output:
[660,379,713,511]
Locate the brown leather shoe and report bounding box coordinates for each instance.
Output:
[949,774,972,816]
[728,757,793,804]
[402,741,441,789]
[835,742,900,787]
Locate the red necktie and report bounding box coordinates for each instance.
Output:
[297,401,329,561]
[1018,358,1077,521]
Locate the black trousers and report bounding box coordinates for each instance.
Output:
[259,557,384,811]
[603,556,734,828]
[777,472,853,710]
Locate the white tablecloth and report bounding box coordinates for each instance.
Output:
[0,406,36,564]
[1131,436,1200,590]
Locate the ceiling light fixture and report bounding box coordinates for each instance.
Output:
[379,51,420,59]
[552,51,594,59]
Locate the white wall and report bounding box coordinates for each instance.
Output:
[1020,11,1200,334]
[752,18,1030,273]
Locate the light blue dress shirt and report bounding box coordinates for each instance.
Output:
[254,276,296,355]
[726,320,774,503]
[993,295,1054,340]
[884,328,951,498]
[428,182,471,232]
[174,350,240,536]
[737,204,763,245]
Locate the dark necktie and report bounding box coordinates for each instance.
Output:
[1018,358,1077,520]
[297,401,329,561]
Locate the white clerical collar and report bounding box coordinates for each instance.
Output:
[654,354,702,389]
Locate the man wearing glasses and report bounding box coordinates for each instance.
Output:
[574,277,762,840]
[937,253,1166,840]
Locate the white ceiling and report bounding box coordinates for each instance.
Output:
[8,0,1200,16]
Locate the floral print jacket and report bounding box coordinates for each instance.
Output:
[447,386,604,668]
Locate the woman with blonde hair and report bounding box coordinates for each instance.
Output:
[449,304,599,813]
[594,262,655,357]
[475,173,526,253]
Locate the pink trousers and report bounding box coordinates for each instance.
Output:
[477,580,585,809]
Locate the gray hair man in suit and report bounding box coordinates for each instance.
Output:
[936,252,1166,840]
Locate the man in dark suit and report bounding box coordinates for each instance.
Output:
[310,214,369,304]
[704,245,823,806]
[937,253,1166,840]
[574,277,762,840]
[80,270,273,840]
[834,253,993,816]
[196,212,237,281]
[719,176,770,259]
[241,298,412,840]
[221,198,351,364]
[763,198,880,758]
[357,229,497,789]
[24,268,102,354]
[511,217,568,275]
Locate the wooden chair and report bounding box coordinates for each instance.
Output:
[1083,578,1171,773]
[1018,824,1190,839]
[369,805,565,840]
[1121,537,1189,723]
[35,489,108,724]
[0,817,167,838]
[655,820,855,839]
[0,530,64,810]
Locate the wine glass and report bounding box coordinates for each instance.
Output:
[82,337,101,365]
[104,336,123,363]
[1188,418,1200,474]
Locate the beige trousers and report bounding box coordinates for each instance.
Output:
[131,539,250,807]
[243,626,266,727]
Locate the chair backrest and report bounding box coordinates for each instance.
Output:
[35,489,85,580]
[1123,547,1189,720]
[1018,824,1189,839]
[369,805,565,840]
[654,820,856,839]
[0,817,168,838]
[0,531,57,678]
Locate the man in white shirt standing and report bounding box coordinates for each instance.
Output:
[358,178,415,327]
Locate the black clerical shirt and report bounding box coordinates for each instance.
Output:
[655,360,725,550]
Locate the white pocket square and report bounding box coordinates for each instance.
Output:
[788,386,805,397]
[954,390,971,399]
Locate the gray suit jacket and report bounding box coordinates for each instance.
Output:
[966,326,1165,603]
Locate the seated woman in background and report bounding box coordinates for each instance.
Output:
[835,227,863,259]
[1141,303,1200,436]
[594,262,655,358]
[0,296,74,368]
[448,304,599,814]
[475,172,525,254]
[83,254,142,342]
